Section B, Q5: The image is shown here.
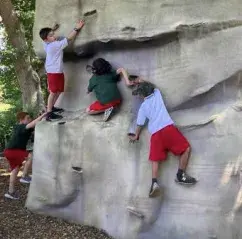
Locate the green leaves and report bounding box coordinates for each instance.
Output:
[0,0,46,149]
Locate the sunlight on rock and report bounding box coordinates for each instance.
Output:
[220,162,233,186]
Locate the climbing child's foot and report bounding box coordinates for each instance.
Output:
[72,167,83,174]
[103,107,114,122]
[149,182,161,198]
[20,176,32,184]
[46,112,63,121]
[175,172,197,185]
[52,106,64,113]
[4,191,19,200]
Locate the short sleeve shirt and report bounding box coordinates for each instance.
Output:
[6,124,33,150]
[44,38,68,73]
[137,89,174,134]
[87,71,121,104]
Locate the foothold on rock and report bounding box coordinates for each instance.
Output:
[58,121,66,125]
[127,206,145,219]
[72,167,83,174]
[122,26,136,32]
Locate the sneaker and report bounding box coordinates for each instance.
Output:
[46,112,63,121]
[103,107,114,122]
[175,172,197,185]
[72,167,83,173]
[20,176,32,184]
[149,182,161,198]
[4,191,19,200]
[52,106,64,113]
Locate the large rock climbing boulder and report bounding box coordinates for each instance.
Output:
[27,1,242,239]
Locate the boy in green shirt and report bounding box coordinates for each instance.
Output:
[86,58,123,121]
[4,111,46,200]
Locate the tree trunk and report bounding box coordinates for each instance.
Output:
[0,0,45,112]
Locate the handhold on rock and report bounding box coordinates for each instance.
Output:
[208,235,217,239]
[83,9,97,18]
[99,39,111,43]
[122,26,136,32]
[72,167,83,174]
[135,37,151,42]
[52,23,60,31]
[127,206,145,219]
[37,196,48,202]
[58,121,66,125]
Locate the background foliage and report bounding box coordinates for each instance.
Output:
[0,0,47,150]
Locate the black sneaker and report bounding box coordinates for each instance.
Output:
[149,182,161,198]
[52,106,64,113]
[46,112,63,121]
[175,172,197,185]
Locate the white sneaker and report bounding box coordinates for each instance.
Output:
[103,107,114,122]
[4,191,19,200]
[149,182,161,198]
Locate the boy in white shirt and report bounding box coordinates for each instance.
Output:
[39,20,85,121]
[129,82,197,198]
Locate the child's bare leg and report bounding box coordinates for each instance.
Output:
[9,166,20,193]
[47,92,56,112]
[152,161,159,179]
[22,156,32,177]
[149,161,161,197]
[178,146,191,171]
[53,92,61,106]
[176,146,196,184]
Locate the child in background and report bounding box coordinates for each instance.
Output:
[129,82,197,198]
[39,20,85,121]
[4,112,46,200]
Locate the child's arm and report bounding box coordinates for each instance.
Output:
[129,126,142,142]
[129,106,146,142]
[66,20,85,42]
[26,113,47,129]
[87,77,96,94]
[116,68,134,86]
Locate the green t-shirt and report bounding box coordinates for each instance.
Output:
[87,71,121,104]
[6,124,33,150]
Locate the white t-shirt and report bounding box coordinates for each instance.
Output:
[43,38,68,73]
[137,88,174,135]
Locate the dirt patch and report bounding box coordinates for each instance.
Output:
[0,158,113,239]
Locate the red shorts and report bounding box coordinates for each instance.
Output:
[4,149,29,171]
[89,99,121,111]
[47,73,65,93]
[149,125,190,161]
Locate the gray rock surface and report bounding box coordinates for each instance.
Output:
[27,1,242,239]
